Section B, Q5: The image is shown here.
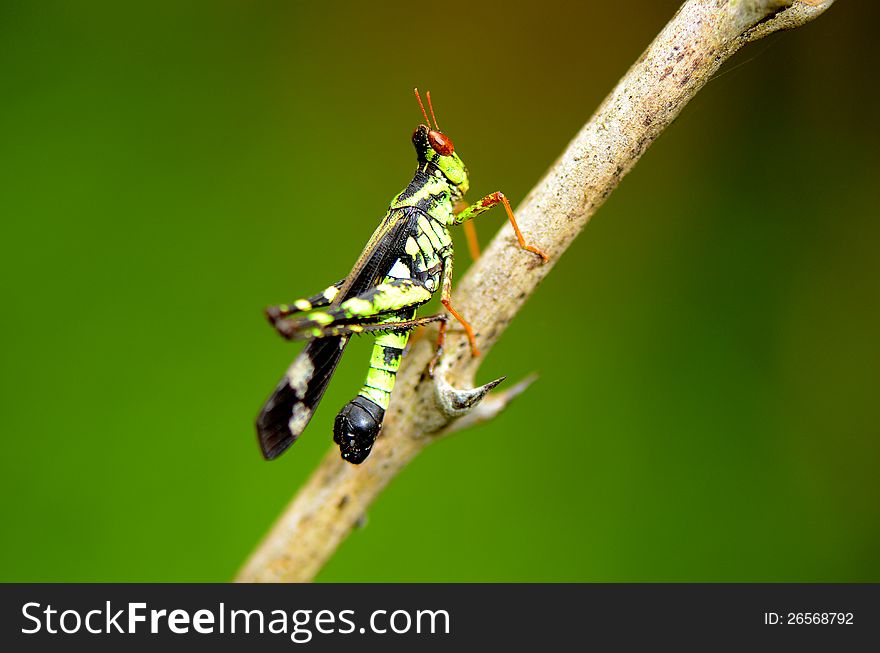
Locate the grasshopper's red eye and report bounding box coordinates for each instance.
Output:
[428,130,454,156]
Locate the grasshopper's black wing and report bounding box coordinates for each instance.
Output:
[257,337,349,460]
[256,207,421,460]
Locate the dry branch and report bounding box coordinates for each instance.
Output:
[237,0,835,583]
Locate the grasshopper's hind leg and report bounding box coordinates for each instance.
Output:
[272,277,440,465]
[274,278,433,341]
[265,279,344,335]
[303,314,446,338]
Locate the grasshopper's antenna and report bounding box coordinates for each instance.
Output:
[414,88,433,129]
[426,91,440,132]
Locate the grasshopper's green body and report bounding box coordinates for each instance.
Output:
[256,90,546,464]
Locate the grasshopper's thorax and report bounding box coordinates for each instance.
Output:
[389,168,456,224]
[389,124,468,226]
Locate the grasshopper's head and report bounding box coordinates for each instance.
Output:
[412,89,469,195]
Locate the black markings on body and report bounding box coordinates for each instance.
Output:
[382,346,401,366]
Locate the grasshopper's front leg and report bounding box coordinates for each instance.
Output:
[454,192,548,262]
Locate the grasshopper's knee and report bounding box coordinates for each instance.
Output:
[265,305,283,324]
[272,318,297,340]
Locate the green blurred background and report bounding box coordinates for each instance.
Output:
[1,1,877,582]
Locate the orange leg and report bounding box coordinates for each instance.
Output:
[428,299,479,377]
[454,200,482,261]
[454,191,548,262]
[429,255,480,376]
[463,221,481,260]
[443,299,479,357]
[428,319,447,377]
[496,193,548,262]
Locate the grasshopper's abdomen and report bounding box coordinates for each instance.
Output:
[335,325,409,464]
[333,207,453,464]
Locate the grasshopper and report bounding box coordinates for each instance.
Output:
[256,89,547,464]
